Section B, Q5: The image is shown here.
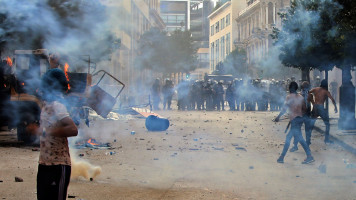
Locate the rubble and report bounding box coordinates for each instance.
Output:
[15,176,23,182]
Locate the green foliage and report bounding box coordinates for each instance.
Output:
[135,28,198,75]
[222,47,247,76]
[273,0,343,72]
[0,0,115,61]
[334,0,356,67]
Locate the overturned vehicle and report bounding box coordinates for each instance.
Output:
[0,49,125,144]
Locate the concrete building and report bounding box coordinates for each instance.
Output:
[100,0,165,97]
[235,0,291,76]
[160,0,190,32]
[160,0,213,81]
[208,1,246,73]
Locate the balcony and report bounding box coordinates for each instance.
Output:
[239,0,260,17]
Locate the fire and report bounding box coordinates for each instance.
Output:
[64,63,71,90]
[6,56,13,67]
[87,138,99,146]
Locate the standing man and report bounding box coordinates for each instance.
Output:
[36,69,78,200]
[309,79,338,144]
[215,81,225,111]
[162,79,174,110]
[329,80,338,101]
[274,82,314,164]
[151,78,161,110]
[290,81,314,152]
[225,81,235,111]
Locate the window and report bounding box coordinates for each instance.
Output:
[221,36,225,59]
[215,39,219,63]
[221,17,225,30]
[226,14,231,26]
[215,21,219,33]
[211,42,215,70]
[211,25,214,36]
[268,2,274,24]
[226,33,231,55]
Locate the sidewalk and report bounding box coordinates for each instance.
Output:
[314,110,356,155]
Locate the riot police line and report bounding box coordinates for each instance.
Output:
[150,78,305,112]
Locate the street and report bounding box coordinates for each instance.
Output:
[0,110,356,200]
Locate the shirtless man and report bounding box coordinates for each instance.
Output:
[274,82,314,164]
[309,79,338,144]
[290,81,315,152]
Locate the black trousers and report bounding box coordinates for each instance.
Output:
[37,164,71,200]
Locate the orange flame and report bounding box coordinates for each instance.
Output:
[6,57,13,67]
[87,138,99,146]
[64,63,71,90]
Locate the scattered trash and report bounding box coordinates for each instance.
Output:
[193,138,198,141]
[241,129,244,133]
[32,148,39,151]
[353,180,356,184]
[235,147,247,151]
[318,163,327,174]
[153,158,159,160]
[79,154,84,157]
[131,131,135,135]
[189,148,199,151]
[105,152,116,155]
[15,177,23,182]
[213,147,224,151]
[249,166,254,169]
[343,159,356,169]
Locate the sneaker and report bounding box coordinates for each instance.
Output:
[289,146,298,152]
[325,140,334,144]
[277,156,284,163]
[302,156,315,164]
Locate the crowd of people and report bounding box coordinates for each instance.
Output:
[150,77,318,112]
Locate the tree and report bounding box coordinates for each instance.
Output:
[135,28,198,76]
[332,0,356,129]
[272,0,342,81]
[0,0,115,61]
[221,47,247,76]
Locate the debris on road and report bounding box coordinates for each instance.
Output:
[15,176,23,182]
[318,163,327,174]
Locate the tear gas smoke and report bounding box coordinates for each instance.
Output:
[71,157,102,181]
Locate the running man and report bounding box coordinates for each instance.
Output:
[274,81,314,164]
[309,79,338,144]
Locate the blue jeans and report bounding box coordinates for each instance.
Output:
[281,117,312,157]
[312,104,330,141]
[293,114,314,146]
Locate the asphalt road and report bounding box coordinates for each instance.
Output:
[0,110,356,200]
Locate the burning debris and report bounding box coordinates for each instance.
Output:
[74,138,111,149]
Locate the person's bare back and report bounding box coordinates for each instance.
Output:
[285,93,305,121]
[309,87,338,113]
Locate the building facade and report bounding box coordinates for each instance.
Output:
[208,1,246,73]
[160,0,190,32]
[235,0,291,76]
[101,0,165,97]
